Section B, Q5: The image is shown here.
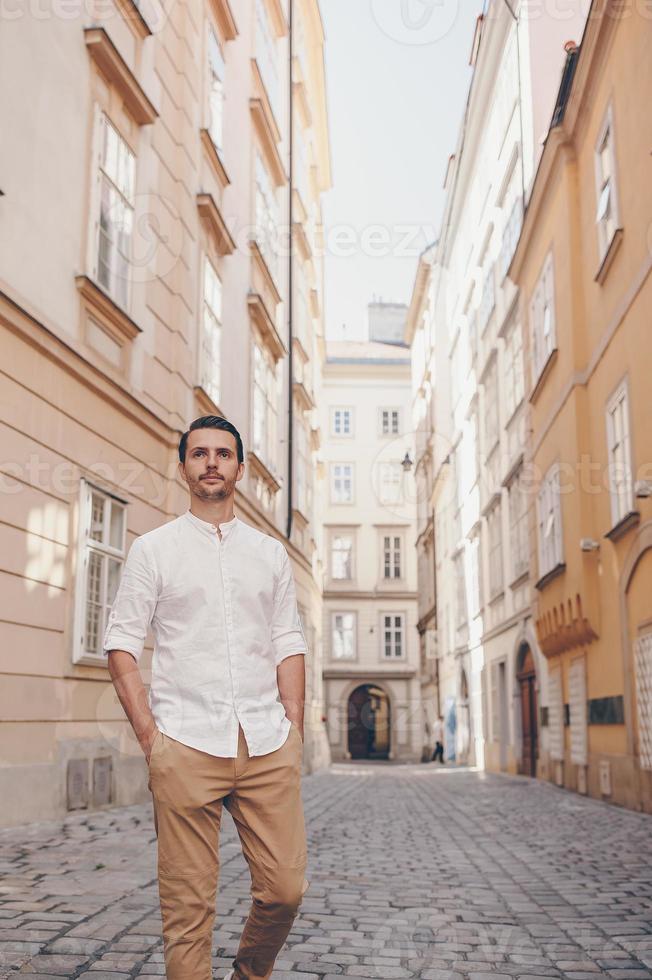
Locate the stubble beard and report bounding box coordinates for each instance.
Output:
[190,474,236,502]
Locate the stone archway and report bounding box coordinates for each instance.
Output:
[516,644,539,777]
[347,684,391,760]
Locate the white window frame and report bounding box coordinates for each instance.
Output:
[487,500,504,600]
[254,151,279,278]
[73,481,127,666]
[529,250,556,384]
[252,337,279,475]
[255,0,280,121]
[378,462,402,505]
[330,406,353,437]
[605,378,633,527]
[453,549,467,630]
[200,256,222,407]
[295,417,310,518]
[537,462,564,579]
[483,356,500,455]
[206,25,226,153]
[93,111,136,310]
[330,463,354,504]
[330,531,354,581]
[503,317,524,421]
[331,611,357,661]
[380,612,405,660]
[379,407,400,436]
[508,467,529,582]
[594,103,621,264]
[382,532,403,581]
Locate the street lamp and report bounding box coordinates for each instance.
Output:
[401,451,413,472]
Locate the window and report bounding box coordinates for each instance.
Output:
[383,534,402,579]
[468,532,482,618]
[295,419,310,517]
[380,408,400,435]
[606,380,633,526]
[254,152,279,276]
[381,613,404,658]
[255,0,279,120]
[477,261,496,335]
[509,468,529,581]
[207,27,225,152]
[595,105,620,262]
[200,257,222,406]
[537,463,563,578]
[331,534,353,580]
[483,358,499,454]
[332,612,356,660]
[453,550,467,630]
[487,501,504,599]
[504,319,524,420]
[529,251,556,383]
[331,407,352,436]
[331,463,354,504]
[74,482,126,664]
[379,462,402,504]
[252,339,279,473]
[96,114,135,309]
[500,194,523,281]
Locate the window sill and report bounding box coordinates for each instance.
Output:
[594,227,623,286]
[200,130,231,193]
[529,347,558,405]
[207,0,238,41]
[197,193,235,255]
[75,275,142,344]
[510,569,529,591]
[488,588,505,607]
[604,509,640,543]
[248,449,281,493]
[193,384,223,416]
[83,27,158,125]
[535,561,566,592]
[248,292,286,361]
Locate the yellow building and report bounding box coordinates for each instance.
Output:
[510,0,652,810]
[0,0,331,826]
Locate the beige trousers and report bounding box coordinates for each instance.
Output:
[147,722,308,980]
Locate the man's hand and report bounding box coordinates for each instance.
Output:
[108,650,158,762]
[277,653,306,743]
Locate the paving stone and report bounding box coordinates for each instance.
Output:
[0,765,651,979]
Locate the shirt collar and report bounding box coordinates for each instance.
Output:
[184,509,239,539]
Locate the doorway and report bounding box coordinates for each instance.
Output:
[517,645,539,777]
[347,684,390,759]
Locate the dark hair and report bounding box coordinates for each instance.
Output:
[178,416,244,465]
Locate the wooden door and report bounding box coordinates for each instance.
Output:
[518,648,539,777]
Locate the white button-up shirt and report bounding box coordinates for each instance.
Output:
[103,510,307,758]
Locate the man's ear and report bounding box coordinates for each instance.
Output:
[236,462,246,483]
[177,460,187,485]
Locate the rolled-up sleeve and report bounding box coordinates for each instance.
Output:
[103,536,157,662]
[271,545,308,666]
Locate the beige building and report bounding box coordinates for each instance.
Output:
[319,304,421,763]
[0,0,331,827]
[406,0,588,773]
[510,0,652,810]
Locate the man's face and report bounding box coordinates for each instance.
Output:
[179,429,244,503]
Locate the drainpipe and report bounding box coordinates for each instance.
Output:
[285,0,294,541]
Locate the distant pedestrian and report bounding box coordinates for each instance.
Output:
[431,716,445,763]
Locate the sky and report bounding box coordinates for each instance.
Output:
[320,0,485,341]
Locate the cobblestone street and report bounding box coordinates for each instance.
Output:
[1,763,652,980]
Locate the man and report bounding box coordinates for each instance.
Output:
[431,716,445,764]
[105,415,309,980]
